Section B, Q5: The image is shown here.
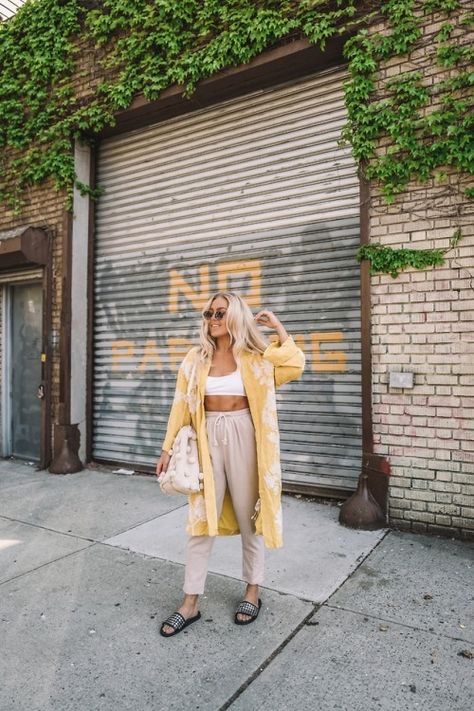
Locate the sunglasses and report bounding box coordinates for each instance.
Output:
[203,309,227,321]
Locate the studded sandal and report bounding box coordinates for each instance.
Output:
[159,611,201,637]
[234,598,262,625]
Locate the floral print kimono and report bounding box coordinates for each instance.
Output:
[162,336,305,549]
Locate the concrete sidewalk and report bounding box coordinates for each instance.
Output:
[0,460,472,711]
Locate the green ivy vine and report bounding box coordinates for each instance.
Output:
[341,0,473,203]
[0,1,472,276]
[357,227,462,278]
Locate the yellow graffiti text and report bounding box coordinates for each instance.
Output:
[168,265,210,313]
[310,332,347,372]
[111,340,135,369]
[137,339,163,372]
[167,337,194,370]
[168,259,262,313]
[217,260,261,307]
[111,331,347,373]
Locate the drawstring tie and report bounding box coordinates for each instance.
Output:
[213,414,228,446]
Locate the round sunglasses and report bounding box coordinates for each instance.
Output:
[202,308,227,321]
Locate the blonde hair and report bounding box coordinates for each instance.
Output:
[199,292,267,360]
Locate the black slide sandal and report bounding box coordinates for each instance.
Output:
[234,599,262,625]
[160,611,201,637]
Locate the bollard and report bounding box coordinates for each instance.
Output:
[339,472,386,530]
[49,423,83,474]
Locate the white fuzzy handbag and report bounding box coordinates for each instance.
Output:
[159,425,204,496]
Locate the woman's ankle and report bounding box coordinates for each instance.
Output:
[245,584,259,599]
[181,594,199,610]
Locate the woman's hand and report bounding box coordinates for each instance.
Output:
[254,310,288,344]
[156,450,171,479]
[254,309,280,329]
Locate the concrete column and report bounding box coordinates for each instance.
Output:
[70,141,91,463]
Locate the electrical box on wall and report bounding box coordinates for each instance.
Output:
[389,371,414,389]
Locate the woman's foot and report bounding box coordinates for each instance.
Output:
[236,584,260,623]
[161,594,199,636]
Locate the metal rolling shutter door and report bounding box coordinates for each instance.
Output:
[93,65,361,491]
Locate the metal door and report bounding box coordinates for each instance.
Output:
[9,282,43,460]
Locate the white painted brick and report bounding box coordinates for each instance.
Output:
[426,503,460,515]
[451,518,474,530]
[433,471,453,481]
[435,515,453,526]
[453,494,474,507]
[436,493,455,504]
[431,481,462,493]
[403,511,435,523]
[405,489,436,502]
[391,498,413,511]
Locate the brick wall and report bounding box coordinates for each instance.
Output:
[0,31,112,433]
[369,1,473,539]
[0,31,105,443]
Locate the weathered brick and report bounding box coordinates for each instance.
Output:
[434,471,453,481]
[431,481,462,493]
[411,501,428,512]
[427,437,459,450]
[403,511,435,523]
[452,494,474,506]
[405,489,436,502]
[389,498,412,511]
[427,523,456,536]
[452,517,474,528]
[411,479,430,490]
[435,493,455,504]
[435,515,452,526]
[390,519,413,532]
[411,521,429,533]
[426,503,460,515]
[453,472,474,484]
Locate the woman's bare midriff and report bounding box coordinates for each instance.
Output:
[204,395,249,412]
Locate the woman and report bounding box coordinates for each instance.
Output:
[156,292,305,637]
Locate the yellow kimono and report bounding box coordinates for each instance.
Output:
[162,336,305,549]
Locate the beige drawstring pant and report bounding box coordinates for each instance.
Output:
[183,408,265,595]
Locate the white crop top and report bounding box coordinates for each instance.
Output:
[205,369,246,396]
